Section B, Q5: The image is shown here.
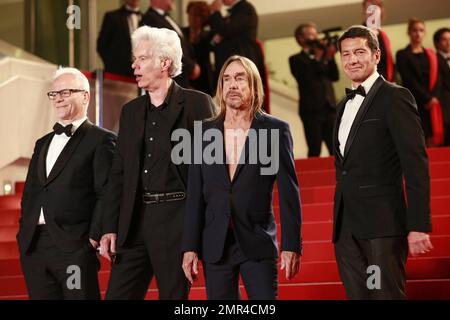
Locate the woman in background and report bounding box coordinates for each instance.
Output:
[396,18,442,146]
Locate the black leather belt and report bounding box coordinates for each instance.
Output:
[142,191,186,204]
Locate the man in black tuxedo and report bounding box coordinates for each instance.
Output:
[97,0,142,78]
[140,0,200,88]
[17,68,116,299]
[434,28,450,146]
[99,26,215,300]
[208,0,265,90]
[333,26,433,300]
[289,23,339,157]
[181,56,302,299]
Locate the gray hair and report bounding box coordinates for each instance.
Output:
[53,67,90,94]
[131,26,183,78]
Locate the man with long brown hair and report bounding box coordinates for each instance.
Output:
[181,55,302,299]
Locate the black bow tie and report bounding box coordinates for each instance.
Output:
[345,85,366,100]
[53,123,73,137]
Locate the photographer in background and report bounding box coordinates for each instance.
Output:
[289,23,339,157]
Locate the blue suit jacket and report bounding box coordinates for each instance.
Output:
[181,112,302,263]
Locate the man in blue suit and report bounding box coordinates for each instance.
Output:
[181,55,302,299]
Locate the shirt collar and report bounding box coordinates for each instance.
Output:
[353,70,380,95]
[58,116,87,134]
[148,81,174,111]
[438,50,450,59]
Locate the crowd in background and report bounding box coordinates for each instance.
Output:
[96,0,450,156]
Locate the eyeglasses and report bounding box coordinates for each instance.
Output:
[47,89,86,100]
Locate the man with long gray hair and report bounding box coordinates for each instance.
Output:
[100,26,215,299]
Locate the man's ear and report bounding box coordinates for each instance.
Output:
[83,91,90,105]
[161,58,173,72]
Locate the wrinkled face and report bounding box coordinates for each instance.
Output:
[132,40,167,90]
[340,37,380,86]
[436,31,450,54]
[50,74,88,124]
[409,22,426,44]
[222,61,252,111]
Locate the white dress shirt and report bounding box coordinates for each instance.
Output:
[338,70,380,157]
[37,117,88,225]
[438,50,450,68]
[125,5,141,36]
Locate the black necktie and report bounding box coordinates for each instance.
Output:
[345,85,366,100]
[53,123,73,137]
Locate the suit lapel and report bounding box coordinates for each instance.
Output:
[166,83,187,189]
[216,119,232,185]
[343,76,385,160]
[45,120,92,186]
[37,134,53,185]
[231,112,264,183]
[166,83,184,132]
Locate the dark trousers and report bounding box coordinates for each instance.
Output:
[334,211,408,300]
[105,201,189,300]
[301,110,335,157]
[203,230,278,300]
[20,225,100,300]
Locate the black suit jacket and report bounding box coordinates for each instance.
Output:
[97,6,137,77]
[208,0,264,79]
[437,53,450,124]
[140,8,196,88]
[181,113,302,263]
[289,51,339,116]
[17,120,116,254]
[332,76,431,242]
[102,83,215,245]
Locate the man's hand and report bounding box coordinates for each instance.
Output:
[190,63,201,80]
[99,233,117,261]
[280,251,301,280]
[212,34,223,45]
[182,251,199,284]
[408,231,433,256]
[210,0,223,13]
[313,47,325,61]
[89,238,99,250]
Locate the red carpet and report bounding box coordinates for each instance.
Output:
[1,147,449,300]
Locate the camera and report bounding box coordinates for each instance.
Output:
[306,27,342,54]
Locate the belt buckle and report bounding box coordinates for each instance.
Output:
[153,193,160,204]
[143,193,156,204]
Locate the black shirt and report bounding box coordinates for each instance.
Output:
[140,82,184,193]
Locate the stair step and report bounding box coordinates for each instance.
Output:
[275,178,450,205]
